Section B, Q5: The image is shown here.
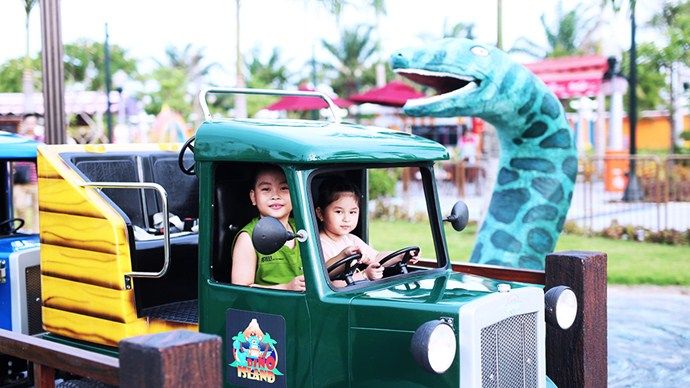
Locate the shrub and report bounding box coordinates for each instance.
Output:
[368,169,397,200]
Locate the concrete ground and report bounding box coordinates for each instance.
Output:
[608,286,690,387]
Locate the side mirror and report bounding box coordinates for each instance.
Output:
[252,217,305,255]
[444,201,469,231]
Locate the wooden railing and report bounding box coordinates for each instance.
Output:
[0,329,221,388]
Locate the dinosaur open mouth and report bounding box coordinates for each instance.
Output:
[395,69,479,106]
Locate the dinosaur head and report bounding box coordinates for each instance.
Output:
[391,38,517,120]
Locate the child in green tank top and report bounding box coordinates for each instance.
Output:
[231,166,305,291]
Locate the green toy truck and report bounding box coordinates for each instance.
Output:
[36,88,577,387]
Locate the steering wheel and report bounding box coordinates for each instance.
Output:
[0,218,25,234]
[178,136,196,175]
[378,246,420,275]
[326,253,364,286]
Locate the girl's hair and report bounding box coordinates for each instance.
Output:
[316,177,361,211]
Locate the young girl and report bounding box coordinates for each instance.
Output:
[315,178,418,285]
[231,165,305,291]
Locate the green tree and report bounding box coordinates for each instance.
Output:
[643,0,690,150]
[145,67,190,117]
[21,0,38,110]
[0,56,41,92]
[245,47,292,89]
[63,40,138,91]
[510,1,600,58]
[321,24,379,97]
[144,44,216,118]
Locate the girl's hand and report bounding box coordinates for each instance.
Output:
[286,275,305,291]
[408,249,420,265]
[364,263,383,280]
[340,245,361,257]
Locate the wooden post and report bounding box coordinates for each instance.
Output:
[119,330,222,388]
[545,251,607,388]
[34,364,56,388]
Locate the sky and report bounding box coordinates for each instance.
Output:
[0,0,662,88]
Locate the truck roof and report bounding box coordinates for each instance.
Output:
[194,118,449,164]
[0,130,38,160]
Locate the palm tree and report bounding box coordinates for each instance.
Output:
[322,25,379,97]
[510,1,601,59]
[159,44,216,86]
[245,47,292,89]
[22,0,38,113]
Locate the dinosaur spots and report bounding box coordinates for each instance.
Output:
[562,156,578,182]
[470,242,483,263]
[540,94,561,119]
[497,167,519,185]
[510,158,555,173]
[519,255,542,269]
[557,215,566,231]
[523,121,548,138]
[531,177,564,203]
[428,50,447,66]
[527,228,553,254]
[491,230,522,253]
[489,188,530,223]
[517,86,537,116]
[499,65,520,95]
[539,128,572,149]
[522,205,559,223]
[513,138,524,145]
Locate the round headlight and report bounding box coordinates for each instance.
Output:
[410,320,457,374]
[545,286,578,330]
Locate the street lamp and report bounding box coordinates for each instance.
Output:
[622,1,644,202]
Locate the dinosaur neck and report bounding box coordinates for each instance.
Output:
[470,76,578,269]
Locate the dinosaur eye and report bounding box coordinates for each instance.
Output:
[471,46,489,57]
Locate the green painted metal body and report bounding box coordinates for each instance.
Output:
[192,117,545,387]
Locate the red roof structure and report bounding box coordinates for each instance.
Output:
[349,80,425,107]
[525,55,608,99]
[265,85,351,111]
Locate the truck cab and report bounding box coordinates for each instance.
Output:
[0,130,41,384]
[37,89,574,387]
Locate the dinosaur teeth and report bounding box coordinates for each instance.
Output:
[395,68,478,106]
[404,81,478,108]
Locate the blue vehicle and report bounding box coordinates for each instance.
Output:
[0,130,41,384]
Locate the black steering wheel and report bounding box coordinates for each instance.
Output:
[0,218,25,234]
[326,253,364,286]
[378,246,420,275]
[178,136,196,175]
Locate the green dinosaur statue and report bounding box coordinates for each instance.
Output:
[391,38,577,269]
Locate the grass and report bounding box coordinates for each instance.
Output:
[370,220,690,286]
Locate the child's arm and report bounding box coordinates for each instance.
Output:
[231,232,305,291]
[231,232,258,286]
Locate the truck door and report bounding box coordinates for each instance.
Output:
[202,282,311,388]
[199,162,312,388]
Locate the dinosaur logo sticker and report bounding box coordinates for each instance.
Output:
[226,309,286,387]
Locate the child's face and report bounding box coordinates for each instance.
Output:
[320,193,359,237]
[250,170,292,221]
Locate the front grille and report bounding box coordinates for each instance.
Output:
[480,312,538,388]
[25,264,43,335]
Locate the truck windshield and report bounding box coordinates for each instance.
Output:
[312,166,446,288]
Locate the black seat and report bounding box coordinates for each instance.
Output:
[212,165,257,283]
[71,155,144,227]
[145,153,199,221]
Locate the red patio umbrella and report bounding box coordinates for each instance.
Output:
[348,80,425,107]
[264,85,352,111]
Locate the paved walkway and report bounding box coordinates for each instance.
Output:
[608,286,690,387]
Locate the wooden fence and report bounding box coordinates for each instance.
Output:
[0,329,221,388]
